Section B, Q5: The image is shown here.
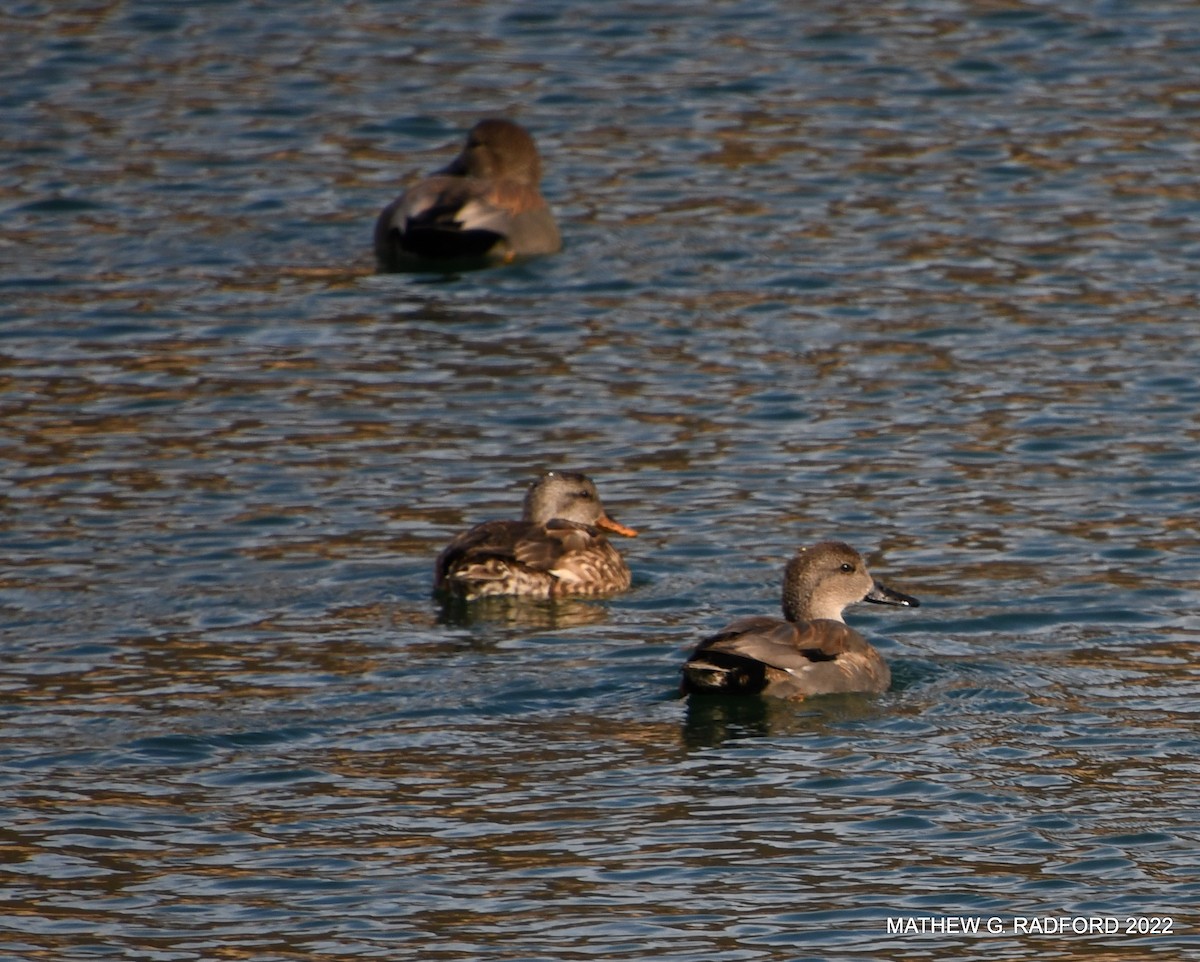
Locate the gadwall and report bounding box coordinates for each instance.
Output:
[681,541,918,699]
[434,471,637,600]
[374,118,562,269]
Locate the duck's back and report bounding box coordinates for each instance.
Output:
[434,519,629,600]
[681,617,891,699]
[377,177,559,265]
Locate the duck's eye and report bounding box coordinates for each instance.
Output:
[840,563,855,573]
[574,489,594,500]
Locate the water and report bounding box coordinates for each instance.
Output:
[3,1,1199,959]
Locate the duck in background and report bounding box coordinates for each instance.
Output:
[681,541,918,700]
[374,118,561,270]
[434,471,637,600]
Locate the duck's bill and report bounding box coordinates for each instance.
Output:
[595,514,639,538]
[865,581,919,608]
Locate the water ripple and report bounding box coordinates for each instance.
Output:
[3,0,1200,959]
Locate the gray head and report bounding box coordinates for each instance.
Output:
[443,118,543,185]
[521,471,638,537]
[781,541,918,623]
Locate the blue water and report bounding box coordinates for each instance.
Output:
[2,1,1199,959]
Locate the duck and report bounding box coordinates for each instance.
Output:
[434,471,637,600]
[681,541,918,700]
[374,118,562,270]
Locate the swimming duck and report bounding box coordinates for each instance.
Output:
[434,471,637,600]
[374,118,562,269]
[681,541,918,700]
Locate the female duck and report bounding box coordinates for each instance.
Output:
[434,471,637,600]
[374,118,562,269]
[681,541,918,699]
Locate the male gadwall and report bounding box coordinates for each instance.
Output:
[434,471,637,600]
[374,118,562,269]
[681,541,918,700]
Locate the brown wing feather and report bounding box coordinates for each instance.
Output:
[695,617,870,671]
[400,176,548,233]
[435,519,626,598]
[434,520,533,588]
[510,519,597,571]
[683,617,889,698]
[400,175,486,225]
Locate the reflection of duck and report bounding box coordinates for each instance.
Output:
[681,541,918,700]
[374,118,561,269]
[434,472,637,601]
[435,595,615,631]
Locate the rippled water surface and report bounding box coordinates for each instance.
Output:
[3,1,1200,959]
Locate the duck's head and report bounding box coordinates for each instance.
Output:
[443,118,544,186]
[522,471,638,537]
[782,540,918,623]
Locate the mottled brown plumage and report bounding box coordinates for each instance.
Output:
[374,118,561,269]
[434,471,636,600]
[681,541,918,700]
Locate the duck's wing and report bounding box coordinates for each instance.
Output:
[373,176,501,260]
[434,520,532,590]
[375,177,557,263]
[696,617,870,669]
[434,520,611,590]
[510,519,606,570]
[682,618,888,697]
